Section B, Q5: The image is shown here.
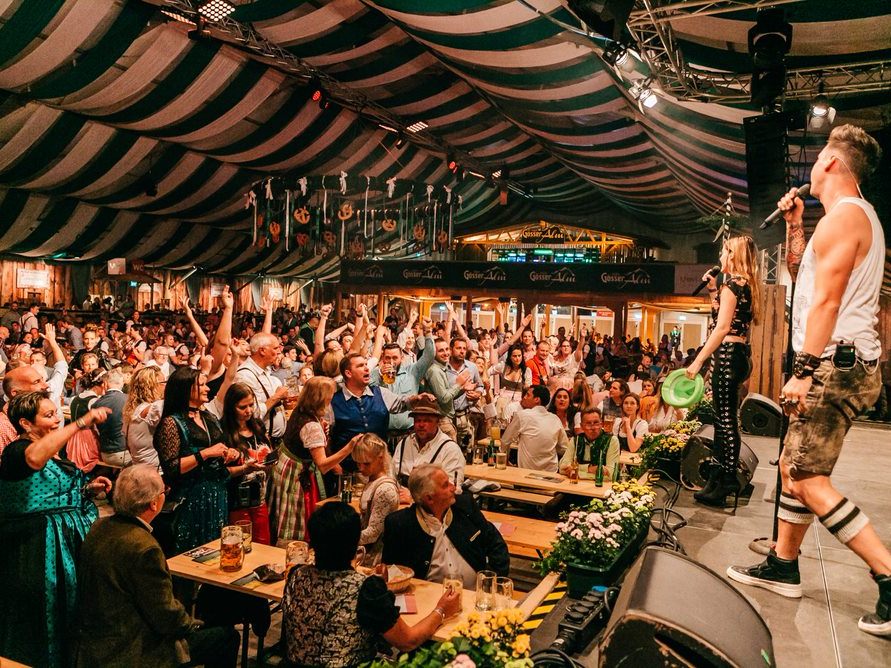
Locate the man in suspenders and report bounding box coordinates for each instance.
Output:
[392,398,465,502]
[727,125,891,636]
[236,332,289,446]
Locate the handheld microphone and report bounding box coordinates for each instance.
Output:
[692,266,721,296]
[760,184,810,230]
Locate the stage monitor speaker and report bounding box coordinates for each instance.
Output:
[741,393,783,437]
[681,424,759,491]
[745,112,791,249]
[599,547,774,668]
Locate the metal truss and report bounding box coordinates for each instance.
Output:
[625,0,891,103]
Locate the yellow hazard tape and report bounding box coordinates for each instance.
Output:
[521,581,568,630]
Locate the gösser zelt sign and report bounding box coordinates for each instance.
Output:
[340,260,677,294]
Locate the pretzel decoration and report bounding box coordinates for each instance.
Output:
[413,222,426,241]
[323,230,337,245]
[269,220,281,243]
[435,229,448,252]
[293,206,310,225]
[295,232,309,247]
[381,217,397,232]
[337,202,354,221]
[349,235,365,259]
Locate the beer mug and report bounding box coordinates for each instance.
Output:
[286,540,309,571]
[220,526,244,572]
[381,364,396,385]
[235,519,252,553]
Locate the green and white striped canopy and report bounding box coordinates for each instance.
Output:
[0,0,888,279]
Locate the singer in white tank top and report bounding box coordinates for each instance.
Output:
[727,127,891,638]
[792,196,884,361]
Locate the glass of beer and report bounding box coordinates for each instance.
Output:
[495,576,514,609]
[235,519,252,553]
[603,417,615,434]
[475,570,496,611]
[490,425,501,442]
[444,573,464,613]
[381,364,396,385]
[286,540,309,571]
[495,452,507,470]
[220,525,244,572]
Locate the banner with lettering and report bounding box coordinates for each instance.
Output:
[340,260,678,294]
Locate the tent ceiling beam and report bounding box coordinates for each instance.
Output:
[148,0,530,195]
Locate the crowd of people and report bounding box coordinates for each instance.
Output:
[0,282,706,666]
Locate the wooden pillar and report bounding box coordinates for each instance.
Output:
[377,293,386,324]
[465,295,473,332]
[612,301,627,339]
[335,291,343,323]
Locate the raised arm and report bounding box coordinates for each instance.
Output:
[260,293,274,334]
[496,312,533,357]
[349,304,369,354]
[23,407,109,471]
[179,296,209,348]
[314,304,333,356]
[574,329,587,362]
[43,323,65,366]
[370,324,389,363]
[210,286,234,377]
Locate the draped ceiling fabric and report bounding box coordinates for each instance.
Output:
[0,0,889,284]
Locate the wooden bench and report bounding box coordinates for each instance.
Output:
[479,487,556,507]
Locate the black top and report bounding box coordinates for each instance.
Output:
[718,277,753,338]
[357,576,401,634]
[0,438,35,480]
[0,438,79,481]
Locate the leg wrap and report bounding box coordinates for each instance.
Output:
[819,497,869,544]
[777,492,814,525]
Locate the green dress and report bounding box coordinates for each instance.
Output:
[155,412,229,555]
[0,440,98,667]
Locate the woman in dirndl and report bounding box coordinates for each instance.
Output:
[269,376,356,543]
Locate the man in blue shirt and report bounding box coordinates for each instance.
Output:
[371,323,436,432]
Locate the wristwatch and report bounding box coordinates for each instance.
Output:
[792,351,822,379]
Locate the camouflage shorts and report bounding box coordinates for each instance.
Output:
[783,358,882,478]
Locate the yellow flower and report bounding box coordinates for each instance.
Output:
[512,633,531,656]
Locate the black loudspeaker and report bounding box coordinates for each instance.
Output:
[680,424,759,491]
[599,547,774,667]
[740,393,783,437]
[745,112,791,248]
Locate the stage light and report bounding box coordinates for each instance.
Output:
[603,40,637,73]
[310,78,330,110]
[447,155,459,174]
[630,80,658,110]
[197,0,235,22]
[395,133,406,148]
[407,121,428,133]
[808,93,836,132]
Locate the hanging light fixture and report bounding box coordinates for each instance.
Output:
[807,82,836,132]
[197,1,236,22]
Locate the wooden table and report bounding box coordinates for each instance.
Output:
[483,511,556,559]
[465,463,612,499]
[619,451,641,467]
[167,540,550,642]
[317,497,555,559]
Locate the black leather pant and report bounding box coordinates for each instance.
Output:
[711,342,752,473]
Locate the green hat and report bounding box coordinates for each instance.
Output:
[662,368,705,409]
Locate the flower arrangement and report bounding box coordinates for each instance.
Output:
[367,608,532,668]
[536,483,655,576]
[637,419,702,472]
[687,395,714,424]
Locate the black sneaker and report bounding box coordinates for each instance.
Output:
[726,550,802,598]
[859,574,891,636]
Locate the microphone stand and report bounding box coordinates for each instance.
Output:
[749,254,795,555]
